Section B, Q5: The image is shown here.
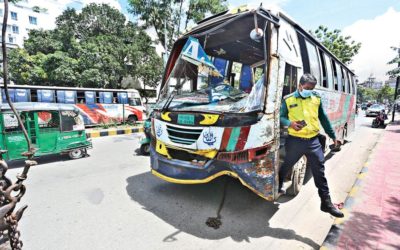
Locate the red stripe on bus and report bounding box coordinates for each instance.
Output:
[235,126,251,151]
[220,128,232,151]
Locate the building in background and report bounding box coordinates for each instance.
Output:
[0,0,65,48]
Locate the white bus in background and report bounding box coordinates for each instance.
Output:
[0,85,147,126]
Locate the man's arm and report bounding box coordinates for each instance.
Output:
[280,99,291,127]
[318,103,336,140]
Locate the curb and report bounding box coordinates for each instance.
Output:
[86,127,144,138]
[320,121,391,249]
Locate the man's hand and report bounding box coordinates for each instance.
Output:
[290,121,303,131]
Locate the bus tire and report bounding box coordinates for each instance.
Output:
[127,115,138,124]
[287,156,307,196]
[69,149,84,159]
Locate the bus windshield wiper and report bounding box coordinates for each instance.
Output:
[160,93,175,113]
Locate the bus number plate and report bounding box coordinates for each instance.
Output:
[178,114,195,125]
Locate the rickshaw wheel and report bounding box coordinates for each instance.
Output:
[140,144,150,155]
[287,156,307,196]
[69,149,84,159]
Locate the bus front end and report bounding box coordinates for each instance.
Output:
[150,9,281,201]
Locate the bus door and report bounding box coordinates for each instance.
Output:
[1,112,29,160]
[35,111,59,153]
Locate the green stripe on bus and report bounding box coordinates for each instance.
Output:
[226,127,241,152]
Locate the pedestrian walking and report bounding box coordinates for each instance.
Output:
[279,73,344,218]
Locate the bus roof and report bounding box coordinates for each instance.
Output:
[0,102,78,112]
[181,5,355,75]
[2,85,139,93]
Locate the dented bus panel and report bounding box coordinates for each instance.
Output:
[149,6,356,201]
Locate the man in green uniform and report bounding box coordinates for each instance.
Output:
[279,73,344,218]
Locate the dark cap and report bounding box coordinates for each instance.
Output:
[300,73,317,85]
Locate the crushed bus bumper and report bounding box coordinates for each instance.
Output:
[150,144,277,201]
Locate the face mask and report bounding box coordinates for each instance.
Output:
[300,89,313,98]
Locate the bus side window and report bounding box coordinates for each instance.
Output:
[331,59,339,91]
[336,62,343,92]
[323,54,334,90]
[2,89,15,102]
[77,91,85,103]
[305,39,322,86]
[318,49,328,88]
[37,90,55,103]
[347,71,353,94]
[85,91,96,104]
[15,89,30,102]
[340,67,346,92]
[283,63,297,98]
[117,92,128,104]
[350,74,355,94]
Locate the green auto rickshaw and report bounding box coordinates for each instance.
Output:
[0,103,92,161]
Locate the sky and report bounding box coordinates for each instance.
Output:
[38,0,400,83]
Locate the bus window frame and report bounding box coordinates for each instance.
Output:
[323,53,334,90]
[318,48,328,88]
[305,39,322,86]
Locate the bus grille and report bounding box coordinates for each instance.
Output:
[166,125,203,145]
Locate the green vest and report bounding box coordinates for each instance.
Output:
[285,94,321,138]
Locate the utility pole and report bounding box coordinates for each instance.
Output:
[392,46,400,122]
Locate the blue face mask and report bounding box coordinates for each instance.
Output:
[300,89,313,98]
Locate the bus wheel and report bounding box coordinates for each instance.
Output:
[287,156,307,196]
[127,115,137,124]
[69,149,84,159]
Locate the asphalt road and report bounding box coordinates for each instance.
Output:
[6,114,384,250]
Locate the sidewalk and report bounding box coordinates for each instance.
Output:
[321,119,400,249]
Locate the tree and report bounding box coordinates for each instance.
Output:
[377,84,395,103]
[387,47,400,78]
[8,3,163,90]
[311,25,361,64]
[357,85,377,103]
[128,0,227,49]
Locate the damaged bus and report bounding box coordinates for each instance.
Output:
[149,6,356,201]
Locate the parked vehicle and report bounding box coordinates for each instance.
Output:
[139,118,151,155]
[0,103,92,161]
[361,103,368,110]
[0,85,147,127]
[372,110,387,128]
[149,5,356,201]
[366,104,385,117]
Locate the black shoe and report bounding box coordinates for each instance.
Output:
[320,196,344,218]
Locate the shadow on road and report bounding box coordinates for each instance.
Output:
[126,172,319,248]
[7,153,71,169]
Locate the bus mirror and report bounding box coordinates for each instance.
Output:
[250,28,263,42]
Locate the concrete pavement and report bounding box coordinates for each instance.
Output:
[321,118,400,249]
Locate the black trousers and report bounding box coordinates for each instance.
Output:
[279,135,330,198]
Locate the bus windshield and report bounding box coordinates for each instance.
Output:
[156,13,268,113]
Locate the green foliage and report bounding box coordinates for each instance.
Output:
[7,3,162,90]
[387,47,400,78]
[357,86,377,102]
[311,25,361,64]
[128,0,227,49]
[377,84,395,102]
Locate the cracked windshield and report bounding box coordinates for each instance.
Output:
[157,36,266,113]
